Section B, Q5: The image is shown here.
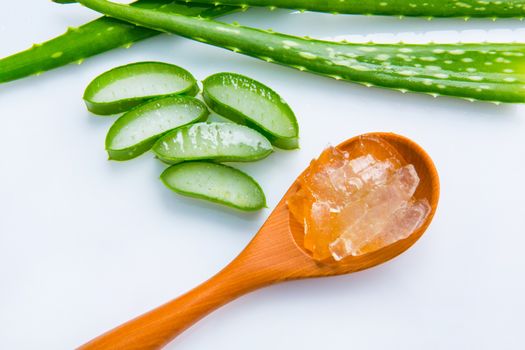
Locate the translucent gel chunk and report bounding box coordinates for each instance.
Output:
[287,136,430,262]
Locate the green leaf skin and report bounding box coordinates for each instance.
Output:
[186,0,525,18]
[84,61,198,115]
[153,122,273,164]
[0,1,237,84]
[77,0,525,103]
[105,95,209,161]
[160,161,267,211]
[202,73,299,150]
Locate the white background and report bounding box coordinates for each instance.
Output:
[1,1,525,349]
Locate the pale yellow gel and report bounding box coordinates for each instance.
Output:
[288,139,430,261]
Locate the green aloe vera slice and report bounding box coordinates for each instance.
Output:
[202,73,299,150]
[161,161,266,211]
[83,61,199,115]
[153,122,273,164]
[105,95,209,161]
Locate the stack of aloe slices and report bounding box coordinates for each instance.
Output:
[86,61,299,211]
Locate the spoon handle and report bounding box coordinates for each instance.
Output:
[77,204,308,350]
[77,258,273,350]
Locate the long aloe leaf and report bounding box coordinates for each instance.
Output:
[0,0,236,84]
[76,0,525,103]
[185,0,525,18]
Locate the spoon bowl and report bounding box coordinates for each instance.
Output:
[289,132,440,273]
[79,132,440,350]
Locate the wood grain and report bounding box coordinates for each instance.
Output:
[78,132,440,350]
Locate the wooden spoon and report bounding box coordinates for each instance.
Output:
[78,132,440,350]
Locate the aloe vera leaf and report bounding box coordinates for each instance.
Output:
[76,0,525,103]
[153,122,273,164]
[161,161,267,211]
[84,61,198,115]
[202,73,299,150]
[186,0,525,18]
[106,95,209,160]
[0,1,237,84]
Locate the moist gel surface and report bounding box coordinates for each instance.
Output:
[287,136,430,261]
